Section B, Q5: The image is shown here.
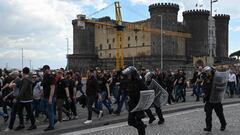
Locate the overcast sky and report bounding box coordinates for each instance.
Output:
[0,0,239,70]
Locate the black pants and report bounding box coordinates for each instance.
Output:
[167,87,175,104]
[128,111,146,135]
[87,95,96,120]
[8,102,18,129]
[18,102,35,126]
[204,102,226,129]
[64,99,77,116]
[145,105,164,122]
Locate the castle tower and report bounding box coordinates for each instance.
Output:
[67,15,97,72]
[183,10,210,58]
[149,3,180,57]
[214,14,230,59]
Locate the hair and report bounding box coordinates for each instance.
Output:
[23,67,30,75]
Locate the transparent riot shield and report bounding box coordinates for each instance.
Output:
[148,79,169,107]
[209,70,229,103]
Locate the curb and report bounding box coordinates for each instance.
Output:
[37,99,240,135]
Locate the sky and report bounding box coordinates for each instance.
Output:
[0,0,239,70]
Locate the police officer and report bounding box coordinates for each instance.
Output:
[202,66,227,132]
[122,66,147,135]
[145,72,165,125]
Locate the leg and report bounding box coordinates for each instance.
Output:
[214,103,227,130]
[154,105,165,124]
[128,112,146,135]
[204,102,213,130]
[145,108,155,124]
[87,96,95,120]
[8,103,18,129]
[46,98,55,128]
[17,102,24,126]
[56,99,63,121]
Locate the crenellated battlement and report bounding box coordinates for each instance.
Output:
[149,3,179,11]
[214,14,230,20]
[183,9,210,16]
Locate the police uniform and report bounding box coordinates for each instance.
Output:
[203,66,227,132]
[123,67,147,135]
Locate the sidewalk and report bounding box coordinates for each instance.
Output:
[1,94,240,135]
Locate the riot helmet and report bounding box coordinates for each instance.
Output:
[122,66,140,80]
[203,66,215,76]
[144,72,155,85]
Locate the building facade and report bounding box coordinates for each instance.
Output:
[67,3,230,72]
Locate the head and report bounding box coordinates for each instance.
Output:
[56,69,64,78]
[32,74,39,82]
[22,67,30,77]
[203,66,215,77]
[122,66,140,81]
[66,71,73,79]
[87,68,95,79]
[145,72,155,85]
[9,70,20,79]
[42,65,50,75]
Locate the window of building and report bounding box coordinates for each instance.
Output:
[100,44,102,50]
[135,36,138,41]
[152,42,155,45]
[120,37,122,41]
[109,53,111,58]
[113,38,115,43]
[142,43,145,46]
[107,39,109,43]
[128,36,130,41]
[128,44,130,48]
[100,52,102,57]
[109,44,111,49]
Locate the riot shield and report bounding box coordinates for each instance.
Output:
[131,90,155,113]
[148,79,169,107]
[209,70,229,103]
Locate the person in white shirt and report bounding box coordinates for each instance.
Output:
[228,70,237,98]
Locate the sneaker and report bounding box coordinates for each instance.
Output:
[44,126,54,131]
[149,117,156,124]
[204,128,211,132]
[98,111,103,119]
[27,125,37,130]
[83,120,92,124]
[14,125,25,131]
[3,128,11,132]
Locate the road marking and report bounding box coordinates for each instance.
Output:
[61,103,240,135]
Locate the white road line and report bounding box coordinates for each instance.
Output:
[61,103,240,135]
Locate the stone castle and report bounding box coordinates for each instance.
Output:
[67,3,230,73]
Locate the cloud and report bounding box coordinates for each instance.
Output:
[0,0,109,69]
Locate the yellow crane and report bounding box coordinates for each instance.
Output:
[114,1,124,69]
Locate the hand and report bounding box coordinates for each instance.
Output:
[48,98,52,104]
[98,95,102,101]
[13,99,17,103]
[67,97,72,102]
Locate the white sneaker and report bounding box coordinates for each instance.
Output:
[98,111,103,119]
[3,128,11,132]
[84,120,92,124]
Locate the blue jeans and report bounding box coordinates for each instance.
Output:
[175,85,185,101]
[0,111,6,117]
[98,91,112,112]
[195,84,202,98]
[43,97,55,128]
[112,85,120,104]
[116,90,128,112]
[32,99,41,117]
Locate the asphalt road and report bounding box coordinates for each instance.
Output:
[62,103,240,135]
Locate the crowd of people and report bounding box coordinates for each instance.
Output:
[0,65,239,134]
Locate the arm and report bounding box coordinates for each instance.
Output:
[106,83,111,99]
[48,84,55,104]
[65,87,71,102]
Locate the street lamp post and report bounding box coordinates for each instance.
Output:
[66,38,69,70]
[158,15,163,70]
